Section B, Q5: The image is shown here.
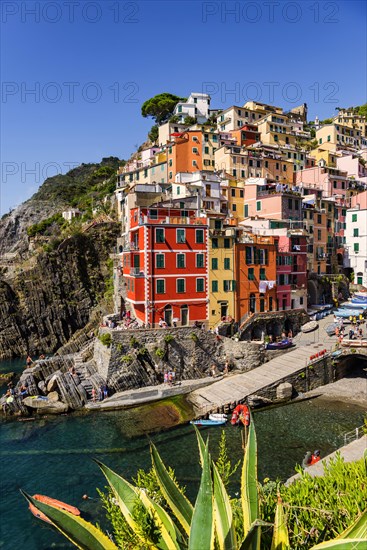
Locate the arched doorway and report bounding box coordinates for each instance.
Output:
[249,293,256,314]
[181,305,189,326]
[164,305,172,326]
[259,295,265,312]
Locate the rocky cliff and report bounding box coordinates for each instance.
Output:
[0,224,119,360]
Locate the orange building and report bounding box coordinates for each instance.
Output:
[235,233,278,322]
[167,130,203,182]
[230,124,260,147]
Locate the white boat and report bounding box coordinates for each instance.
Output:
[301,321,318,333]
[208,413,227,422]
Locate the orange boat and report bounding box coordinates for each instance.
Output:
[231,404,250,426]
[29,494,80,524]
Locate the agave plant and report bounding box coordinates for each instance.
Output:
[21,423,367,550]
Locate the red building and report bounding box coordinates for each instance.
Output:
[122,206,209,327]
[231,124,261,147]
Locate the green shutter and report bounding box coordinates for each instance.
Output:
[212,258,218,270]
[212,280,218,292]
[224,258,230,270]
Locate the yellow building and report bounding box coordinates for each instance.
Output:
[220,178,245,219]
[316,124,367,150]
[310,145,338,167]
[208,217,237,328]
[257,113,297,148]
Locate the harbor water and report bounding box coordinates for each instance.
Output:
[0,363,364,550]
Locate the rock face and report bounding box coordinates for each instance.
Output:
[0,225,119,359]
[94,327,265,393]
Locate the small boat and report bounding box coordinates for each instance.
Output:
[209,413,227,422]
[231,404,250,426]
[351,297,367,304]
[333,309,360,319]
[29,494,80,524]
[301,321,318,333]
[325,322,338,336]
[340,302,367,310]
[266,339,293,350]
[190,419,226,426]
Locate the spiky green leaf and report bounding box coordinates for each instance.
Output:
[21,490,117,550]
[239,520,271,550]
[189,441,214,550]
[213,460,237,550]
[310,539,367,549]
[241,421,259,537]
[151,443,193,535]
[336,511,367,539]
[271,497,290,550]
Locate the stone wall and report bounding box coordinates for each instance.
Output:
[96,327,265,393]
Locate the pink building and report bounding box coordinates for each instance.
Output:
[244,179,302,221]
[336,155,367,185]
[351,189,367,209]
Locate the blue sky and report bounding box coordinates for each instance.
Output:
[1,0,366,214]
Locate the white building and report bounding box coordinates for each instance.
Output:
[344,200,367,287]
[158,120,190,146]
[172,171,224,212]
[173,93,210,124]
[62,209,81,221]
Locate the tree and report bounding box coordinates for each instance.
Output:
[148,125,159,143]
[183,115,197,126]
[358,103,367,117]
[141,93,187,125]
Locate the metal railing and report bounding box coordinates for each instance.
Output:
[343,425,365,446]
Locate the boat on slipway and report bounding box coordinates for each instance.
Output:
[266,339,293,350]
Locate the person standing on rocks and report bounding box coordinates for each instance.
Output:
[26,355,33,368]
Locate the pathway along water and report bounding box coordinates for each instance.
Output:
[0,390,364,549]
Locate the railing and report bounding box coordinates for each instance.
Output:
[130,267,145,277]
[343,425,365,446]
[140,216,207,226]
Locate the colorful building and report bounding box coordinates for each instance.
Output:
[121,205,209,327]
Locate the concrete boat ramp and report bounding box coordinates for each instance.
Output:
[188,343,328,415]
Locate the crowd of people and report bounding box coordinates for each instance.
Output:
[91,384,109,402]
[334,316,365,344]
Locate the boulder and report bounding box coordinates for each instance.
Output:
[276,382,293,400]
[48,391,59,402]
[23,396,68,414]
[47,373,60,393]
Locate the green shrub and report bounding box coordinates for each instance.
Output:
[130,336,139,348]
[164,334,174,344]
[121,354,133,365]
[190,332,198,342]
[155,347,166,359]
[99,333,112,347]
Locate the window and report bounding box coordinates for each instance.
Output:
[196,229,204,243]
[214,220,222,229]
[256,201,261,211]
[244,204,249,217]
[196,253,204,268]
[156,254,164,268]
[224,258,230,270]
[353,228,359,237]
[177,253,185,268]
[248,268,254,280]
[212,258,218,270]
[212,280,218,292]
[232,204,237,212]
[245,247,253,264]
[212,238,218,248]
[224,238,230,248]
[150,209,158,219]
[192,147,198,154]
[317,215,322,224]
[223,280,235,292]
[274,135,278,142]
[260,268,266,280]
[265,160,268,168]
[177,229,186,243]
[269,297,273,311]
[352,213,357,222]
[204,146,209,154]
[176,185,180,194]
[288,198,293,209]
[196,278,205,292]
[177,278,185,293]
[239,189,244,198]
[156,279,165,293]
[155,228,165,243]
[231,188,236,197]
[354,243,359,252]
[318,230,321,240]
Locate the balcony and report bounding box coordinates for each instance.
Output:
[130,267,145,277]
[123,242,140,251]
[140,215,207,226]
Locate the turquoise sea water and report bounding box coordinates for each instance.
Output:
[0,388,364,550]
